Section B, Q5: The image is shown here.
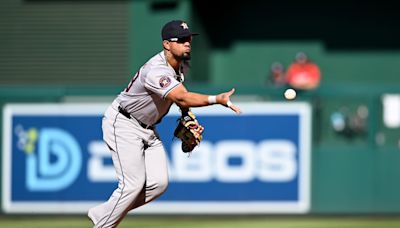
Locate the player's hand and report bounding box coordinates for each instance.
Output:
[217,88,241,114]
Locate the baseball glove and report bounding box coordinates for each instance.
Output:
[173,111,204,153]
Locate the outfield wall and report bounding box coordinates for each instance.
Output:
[1,86,400,214]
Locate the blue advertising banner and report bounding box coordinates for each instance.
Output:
[2,102,311,214]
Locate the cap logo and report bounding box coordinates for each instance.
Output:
[180,22,189,30]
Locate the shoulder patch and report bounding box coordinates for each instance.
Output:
[159,76,172,88]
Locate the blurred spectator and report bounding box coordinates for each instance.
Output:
[285,52,321,90]
[267,62,286,87]
[330,105,368,139]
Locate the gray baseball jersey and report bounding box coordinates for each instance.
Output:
[116,51,185,126]
[88,51,186,228]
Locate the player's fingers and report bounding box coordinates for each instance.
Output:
[227,88,235,97]
[227,101,241,114]
[231,105,241,114]
[222,88,235,100]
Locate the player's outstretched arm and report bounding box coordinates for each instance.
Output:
[166,84,241,114]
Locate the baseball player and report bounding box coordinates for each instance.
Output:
[88,20,241,228]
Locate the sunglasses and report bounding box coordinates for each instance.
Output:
[169,36,192,43]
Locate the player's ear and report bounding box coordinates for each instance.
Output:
[163,40,170,50]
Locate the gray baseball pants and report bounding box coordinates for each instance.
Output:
[88,102,169,228]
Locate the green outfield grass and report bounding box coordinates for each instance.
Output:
[1,216,400,228]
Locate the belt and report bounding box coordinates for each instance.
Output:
[117,106,154,130]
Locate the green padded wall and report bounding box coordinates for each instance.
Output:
[0,0,129,85]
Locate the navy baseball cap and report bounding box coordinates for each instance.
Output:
[161,20,199,41]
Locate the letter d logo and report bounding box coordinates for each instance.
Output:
[26,128,82,191]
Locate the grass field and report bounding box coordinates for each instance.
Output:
[1,216,400,228]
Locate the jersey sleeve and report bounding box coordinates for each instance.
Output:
[144,67,181,98]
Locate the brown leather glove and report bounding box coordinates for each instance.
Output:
[173,111,204,153]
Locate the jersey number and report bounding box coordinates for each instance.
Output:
[125,70,140,92]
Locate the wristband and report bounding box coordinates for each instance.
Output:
[227,101,232,107]
[208,95,217,104]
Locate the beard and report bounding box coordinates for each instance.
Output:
[177,52,191,61]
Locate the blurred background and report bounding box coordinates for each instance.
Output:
[2,0,400,226]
